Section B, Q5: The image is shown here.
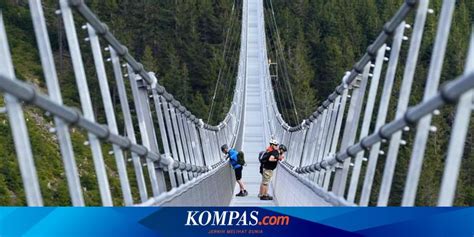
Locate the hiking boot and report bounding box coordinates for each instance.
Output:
[260,195,273,201]
[236,191,245,197]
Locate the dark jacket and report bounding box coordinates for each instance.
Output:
[262,150,279,170]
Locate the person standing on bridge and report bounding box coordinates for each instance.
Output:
[258,140,287,200]
[221,144,248,197]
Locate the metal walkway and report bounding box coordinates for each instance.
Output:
[0,0,472,207]
[230,0,274,206]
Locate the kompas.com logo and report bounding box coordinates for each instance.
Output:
[185,210,290,226]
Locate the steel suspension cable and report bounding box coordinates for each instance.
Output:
[263,3,292,122]
[267,0,300,123]
[222,8,242,109]
[263,0,292,122]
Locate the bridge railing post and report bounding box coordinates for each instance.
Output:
[184,114,199,178]
[189,120,205,169]
[183,111,199,177]
[307,118,320,182]
[185,115,198,178]
[401,0,455,207]
[127,66,166,196]
[300,122,315,168]
[316,101,338,185]
[296,130,304,165]
[110,48,148,203]
[325,97,343,182]
[87,24,133,206]
[331,55,371,197]
[149,73,177,188]
[176,107,194,178]
[371,22,407,206]
[359,0,429,206]
[161,96,184,185]
[207,130,215,165]
[296,129,308,169]
[346,46,390,203]
[212,130,221,164]
[283,133,291,164]
[323,86,349,191]
[0,11,43,207]
[208,129,216,165]
[290,132,299,166]
[216,127,224,160]
[356,22,405,205]
[29,0,83,206]
[60,0,113,206]
[183,111,198,178]
[306,119,320,181]
[168,102,189,181]
[313,106,333,182]
[438,28,474,206]
[356,52,388,206]
[197,125,211,166]
[310,108,329,182]
[356,44,394,206]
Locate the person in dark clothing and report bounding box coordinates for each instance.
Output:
[258,139,287,200]
[278,144,287,161]
[221,144,248,197]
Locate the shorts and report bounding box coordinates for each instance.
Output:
[261,168,273,186]
[234,167,243,181]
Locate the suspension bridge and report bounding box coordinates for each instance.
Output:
[0,0,472,207]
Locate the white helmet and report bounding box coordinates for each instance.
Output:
[269,139,279,145]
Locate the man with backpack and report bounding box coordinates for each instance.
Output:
[221,144,248,197]
[258,140,287,200]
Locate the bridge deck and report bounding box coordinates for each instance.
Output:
[229,161,276,206]
[229,0,275,206]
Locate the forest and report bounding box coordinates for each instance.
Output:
[0,0,472,206]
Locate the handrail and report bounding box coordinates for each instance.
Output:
[0,74,212,174]
[296,71,474,173]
